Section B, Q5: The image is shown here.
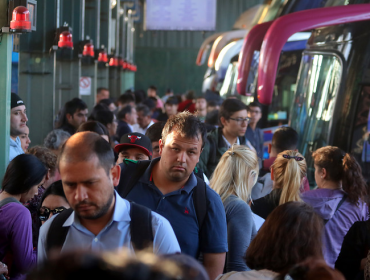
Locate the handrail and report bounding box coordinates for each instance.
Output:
[257,4,370,105]
[236,21,274,95]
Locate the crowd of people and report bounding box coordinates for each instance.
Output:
[1,87,370,280]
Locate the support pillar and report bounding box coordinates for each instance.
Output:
[0,34,13,177]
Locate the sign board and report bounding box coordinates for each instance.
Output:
[145,0,216,31]
[79,77,91,96]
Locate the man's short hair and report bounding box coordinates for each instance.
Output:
[207,100,218,108]
[146,122,165,143]
[148,85,157,91]
[185,90,195,100]
[58,132,115,175]
[118,92,135,105]
[162,112,207,149]
[99,98,114,107]
[136,104,152,117]
[143,98,157,110]
[97,87,109,94]
[76,121,109,138]
[65,98,88,116]
[248,102,262,110]
[134,90,146,104]
[165,96,179,106]
[205,110,219,126]
[218,99,248,124]
[89,105,114,127]
[117,105,133,121]
[272,127,298,154]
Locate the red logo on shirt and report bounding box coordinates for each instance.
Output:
[184,207,189,214]
[128,135,141,143]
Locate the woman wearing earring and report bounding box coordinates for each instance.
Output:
[302,146,369,268]
[251,150,307,219]
[210,145,259,272]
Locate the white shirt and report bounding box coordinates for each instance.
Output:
[38,192,180,265]
[132,120,155,135]
[222,135,256,152]
[222,135,240,149]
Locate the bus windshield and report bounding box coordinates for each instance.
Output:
[290,52,343,186]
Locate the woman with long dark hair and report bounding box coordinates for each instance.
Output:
[302,146,369,267]
[0,154,47,280]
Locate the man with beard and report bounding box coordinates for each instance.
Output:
[117,112,227,280]
[9,93,28,162]
[37,132,180,264]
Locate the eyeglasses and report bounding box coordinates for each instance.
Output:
[282,154,304,161]
[229,117,250,124]
[39,206,67,221]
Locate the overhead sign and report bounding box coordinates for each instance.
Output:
[145,0,216,31]
[79,77,91,96]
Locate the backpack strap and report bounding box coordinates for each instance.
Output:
[193,176,208,231]
[46,208,73,254]
[323,194,347,225]
[130,202,153,250]
[0,197,21,208]
[118,160,151,198]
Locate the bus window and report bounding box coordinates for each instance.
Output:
[350,86,370,184]
[267,50,302,127]
[290,53,343,186]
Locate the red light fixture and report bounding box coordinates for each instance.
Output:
[118,57,124,67]
[109,57,119,67]
[132,65,137,72]
[98,50,108,63]
[122,61,127,69]
[58,31,73,48]
[10,6,31,32]
[82,42,94,57]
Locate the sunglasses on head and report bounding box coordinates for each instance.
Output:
[39,206,66,221]
[282,154,304,161]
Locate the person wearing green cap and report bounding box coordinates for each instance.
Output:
[9,93,28,162]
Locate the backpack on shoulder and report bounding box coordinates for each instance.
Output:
[116,159,208,231]
[46,201,153,255]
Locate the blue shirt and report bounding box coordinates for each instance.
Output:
[124,158,228,257]
[37,191,180,265]
[9,136,24,162]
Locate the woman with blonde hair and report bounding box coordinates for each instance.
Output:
[210,145,259,272]
[251,150,306,219]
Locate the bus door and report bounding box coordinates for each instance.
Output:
[290,51,343,186]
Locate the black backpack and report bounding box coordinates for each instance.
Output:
[116,159,208,250]
[46,201,153,255]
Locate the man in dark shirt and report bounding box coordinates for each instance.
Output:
[245,102,264,159]
[56,98,88,135]
[117,112,227,280]
[157,97,178,122]
[116,105,137,140]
